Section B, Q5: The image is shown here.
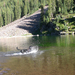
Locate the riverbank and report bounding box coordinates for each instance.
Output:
[0,6,75,37]
[0,6,48,37]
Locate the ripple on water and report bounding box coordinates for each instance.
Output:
[5,49,38,56]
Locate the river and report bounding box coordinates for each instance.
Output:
[0,35,75,75]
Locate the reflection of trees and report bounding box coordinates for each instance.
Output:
[56,35,75,47]
[1,36,75,75]
[58,53,75,75]
[41,53,48,74]
[2,48,75,75]
[39,36,58,49]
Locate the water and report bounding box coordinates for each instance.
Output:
[5,46,39,56]
[0,35,75,75]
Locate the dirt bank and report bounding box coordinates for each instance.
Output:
[0,6,48,37]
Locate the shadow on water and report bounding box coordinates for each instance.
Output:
[0,35,75,75]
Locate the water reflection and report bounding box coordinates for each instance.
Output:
[1,48,75,75]
[39,35,75,48]
[0,35,75,75]
[0,36,39,52]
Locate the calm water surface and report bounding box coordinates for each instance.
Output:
[0,35,75,75]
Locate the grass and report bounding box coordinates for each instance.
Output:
[22,33,32,36]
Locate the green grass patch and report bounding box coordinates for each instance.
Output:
[22,33,32,36]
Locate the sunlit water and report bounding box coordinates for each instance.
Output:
[0,35,75,75]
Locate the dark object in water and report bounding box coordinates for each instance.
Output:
[16,46,31,53]
[16,46,38,53]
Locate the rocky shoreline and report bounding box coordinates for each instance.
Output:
[0,6,48,37]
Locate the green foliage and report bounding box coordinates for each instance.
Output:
[45,16,50,24]
[0,9,3,27]
[24,4,27,15]
[62,1,68,14]
[40,5,44,23]
[39,0,75,34]
[14,1,21,20]
[30,0,34,14]
[56,14,62,23]
[34,0,39,11]
[0,0,47,27]
[48,0,53,18]
[5,7,11,25]
[0,0,75,34]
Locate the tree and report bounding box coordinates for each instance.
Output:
[6,7,11,24]
[40,5,44,28]
[30,0,34,13]
[14,1,21,20]
[34,0,39,11]
[0,9,3,27]
[11,11,14,22]
[52,0,56,13]
[47,0,53,18]
[24,0,27,15]
[27,0,30,14]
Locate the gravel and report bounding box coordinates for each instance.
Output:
[0,6,48,37]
